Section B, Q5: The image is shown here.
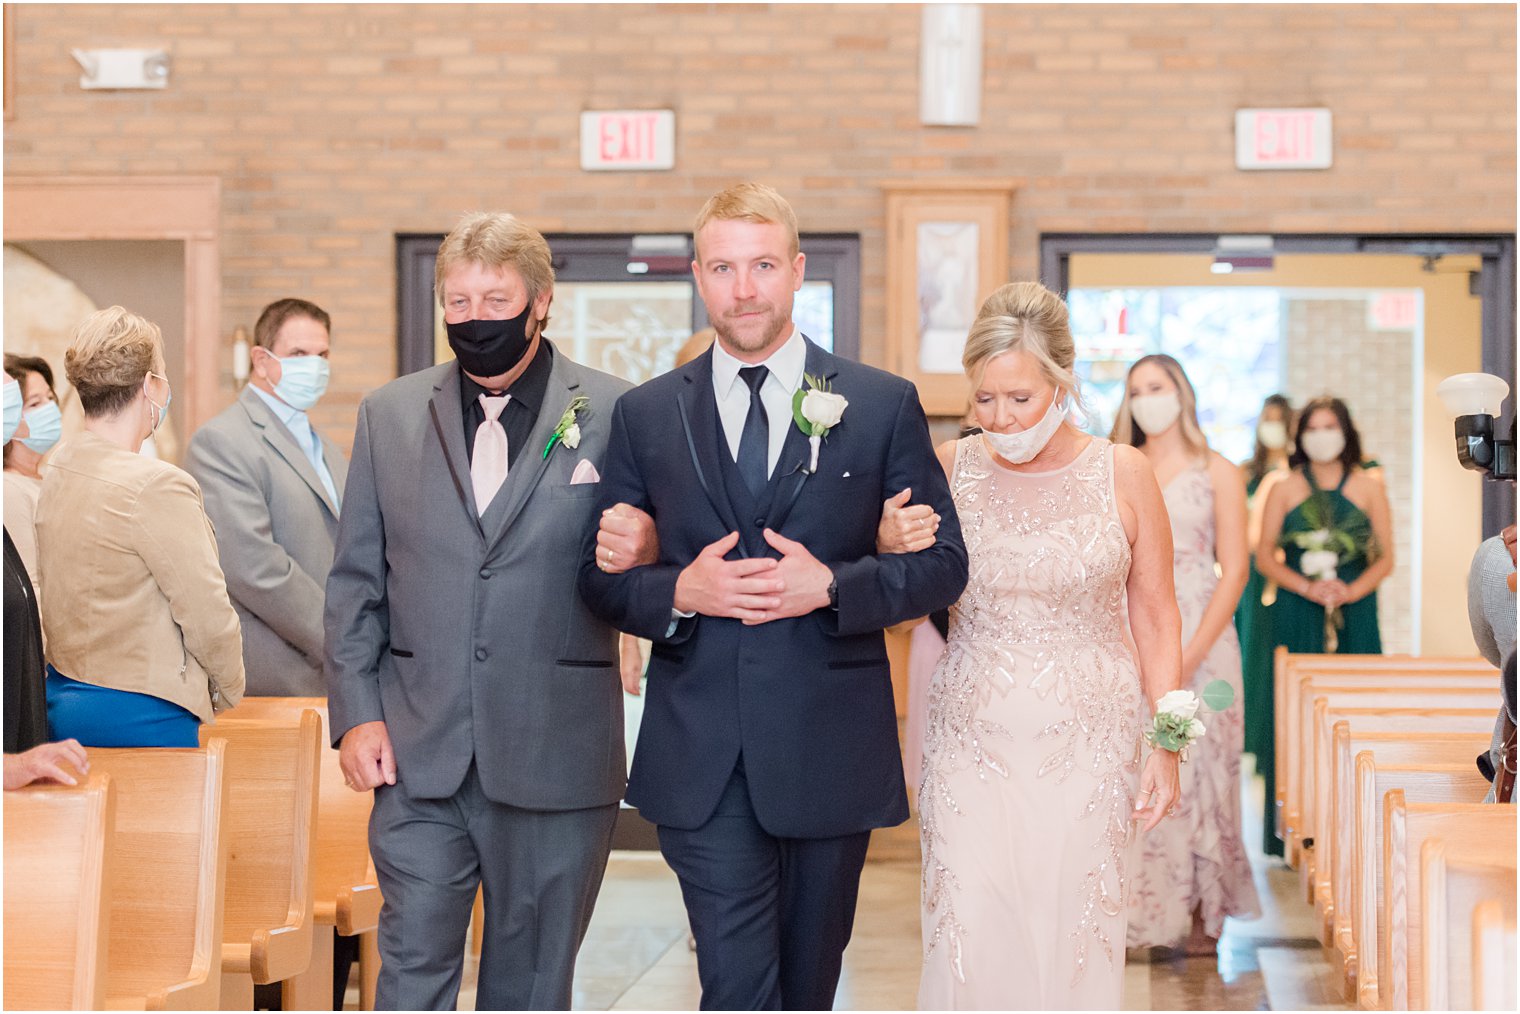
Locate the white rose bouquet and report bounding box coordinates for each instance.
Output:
[1280,490,1376,650]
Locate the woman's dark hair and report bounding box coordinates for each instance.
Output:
[1246,393,1294,486]
[4,353,57,465]
[4,353,55,392]
[1289,395,1364,473]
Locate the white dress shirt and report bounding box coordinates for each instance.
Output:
[710,327,807,481]
[249,384,340,508]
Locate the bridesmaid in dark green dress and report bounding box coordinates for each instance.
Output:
[1237,395,1294,767]
[1253,397,1394,856]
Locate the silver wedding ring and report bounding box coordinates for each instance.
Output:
[605,547,614,564]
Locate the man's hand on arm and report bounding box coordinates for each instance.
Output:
[338,720,396,792]
[673,531,784,623]
[596,503,659,574]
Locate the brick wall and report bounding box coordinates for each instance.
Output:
[5,3,1514,441]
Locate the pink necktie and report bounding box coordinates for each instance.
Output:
[471,394,510,515]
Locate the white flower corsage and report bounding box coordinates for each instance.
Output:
[791,373,847,474]
[1145,680,1235,761]
[542,395,590,458]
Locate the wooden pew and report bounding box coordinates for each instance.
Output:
[1472,898,1518,1011]
[1278,652,1496,864]
[87,743,231,1010]
[1421,835,1517,1010]
[1353,758,1493,1009]
[4,774,116,1011]
[1382,796,1513,1010]
[1327,728,1489,988]
[1305,694,1493,905]
[200,713,320,1009]
[1274,648,1496,863]
[223,697,382,1009]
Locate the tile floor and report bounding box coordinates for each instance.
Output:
[362,759,1352,1011]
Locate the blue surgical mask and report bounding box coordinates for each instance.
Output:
[146,372,172,434]
[269,354,330,411]
[19,401,61,454]
[2,380,20,444]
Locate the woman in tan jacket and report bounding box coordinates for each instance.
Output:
[37,306,244,747]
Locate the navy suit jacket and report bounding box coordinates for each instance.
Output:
[578,339,968,838]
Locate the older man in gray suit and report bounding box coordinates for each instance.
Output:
[186,298,346,697]
[326,212,631,1010]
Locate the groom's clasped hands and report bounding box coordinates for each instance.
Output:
[596,503,833,625]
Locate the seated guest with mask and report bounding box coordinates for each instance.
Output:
[3,353,64,602]
[186,298,346,697]
[38,306,245,747]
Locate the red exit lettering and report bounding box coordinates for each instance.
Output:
[598,113,660,164]
[1255,111,1316,163]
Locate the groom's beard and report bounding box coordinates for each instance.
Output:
[714,299,791,356]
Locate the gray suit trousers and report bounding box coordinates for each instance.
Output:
[369,764,619,1010]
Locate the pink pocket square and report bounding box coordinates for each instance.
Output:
[570,459,601,485]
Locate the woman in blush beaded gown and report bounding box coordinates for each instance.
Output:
[917,283,1185,1010]
[1111,355,1261,957]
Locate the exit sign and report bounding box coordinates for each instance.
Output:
[1235,108,1333,170]
[580,110,676,171]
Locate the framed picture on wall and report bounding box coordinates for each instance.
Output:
[883,180,1015,416]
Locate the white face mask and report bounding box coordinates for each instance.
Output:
[1300,428,1345,463]
[1257,419,1288,450]
[981,394,1068,464]
[1129,391,1182,437]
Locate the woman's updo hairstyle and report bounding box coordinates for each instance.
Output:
[961,281,1084,412]
[64,306,164,418]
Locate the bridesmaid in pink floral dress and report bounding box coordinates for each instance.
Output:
[919,284,1186,1010]
[1110,354,1261,955]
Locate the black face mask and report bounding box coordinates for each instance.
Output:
[446,305,534,378]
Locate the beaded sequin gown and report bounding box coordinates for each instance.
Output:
[919,435,1144,1011]
[1126,464,1261,947]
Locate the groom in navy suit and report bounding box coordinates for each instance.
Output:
[578,183,967,1009]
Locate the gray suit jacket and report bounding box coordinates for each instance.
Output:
[325,346,632,809]
[185,385,348,696]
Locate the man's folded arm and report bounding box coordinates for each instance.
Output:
[577,397,696,644]
[823,383,968,637]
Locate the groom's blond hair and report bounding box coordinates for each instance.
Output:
[693,182,800,261]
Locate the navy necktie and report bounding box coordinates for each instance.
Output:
[737,365,770,498]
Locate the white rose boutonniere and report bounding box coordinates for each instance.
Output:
[543,395,590,459]
[791,373,847,474]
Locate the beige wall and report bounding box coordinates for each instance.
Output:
[1068,252,1484,655]
[4,3,1513,447]
[10,241,188,398]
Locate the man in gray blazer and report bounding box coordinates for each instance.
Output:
[186,298,346,698]
[326,212,631,1010]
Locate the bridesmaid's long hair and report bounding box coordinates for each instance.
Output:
[1109,353,1209,458]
